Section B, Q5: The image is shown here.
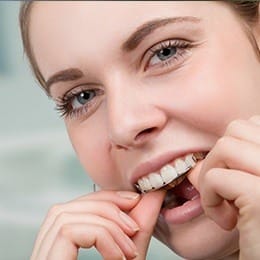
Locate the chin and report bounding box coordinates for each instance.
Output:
[155,214,239,260]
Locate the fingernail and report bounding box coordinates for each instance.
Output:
[124,236,138,257]
[119,211,139,231]
[117,191,140,200]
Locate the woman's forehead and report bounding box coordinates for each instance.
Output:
[29,1,233,79]
[30,1,221,37]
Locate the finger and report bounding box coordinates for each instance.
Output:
[224,118,260,144]
[200,136,260,178]
[37,213,137,260]
[191,118,260,191]
[76,190,141,210]
[47,223,126,260]
[49,200,139,235]
[200,168,260,230]
[129,190,166,259]
[32,206,137,260]
[249,115,260,126]
[32,191,140,258]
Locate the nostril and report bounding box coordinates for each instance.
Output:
[135,127,157,142]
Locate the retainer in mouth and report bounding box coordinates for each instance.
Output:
[135,152,207,193]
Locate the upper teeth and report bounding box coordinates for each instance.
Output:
[135,153,202,193]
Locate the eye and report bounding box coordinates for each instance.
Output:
[55,87,104,119]
[144,39,192,72]
[150,45,177,65]
[72,90,96,109]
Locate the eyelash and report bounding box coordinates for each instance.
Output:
[55,39,193,120]
[55,87,104,119]
[145,39,192,71]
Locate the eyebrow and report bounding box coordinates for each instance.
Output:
[45,16,201,92]
[121,16,201,52]
[45,68,84,91]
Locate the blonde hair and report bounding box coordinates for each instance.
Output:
[19,1,259,93]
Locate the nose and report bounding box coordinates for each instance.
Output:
[106,81,167,150]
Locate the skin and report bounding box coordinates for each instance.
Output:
[27,1,260,259]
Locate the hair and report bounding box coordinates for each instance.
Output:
[19,1,260,93]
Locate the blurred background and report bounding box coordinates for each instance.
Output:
[0,2,180,259]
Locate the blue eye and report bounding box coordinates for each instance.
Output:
[72,90,96,109]
[56,88,104,119]
[146,39,192,70]
[153,46,177,62]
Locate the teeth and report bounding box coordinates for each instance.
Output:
[135,152,206,193]
[160,164,178,184]
[148,173,164,189]
[194,152,206,160]
[137,177,153,192]
[185,154,197,167]
[174,158,191,175]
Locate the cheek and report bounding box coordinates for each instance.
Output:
[154,75,238,138]
[158,47,260,137]
[65,119,118,188]
[181,74,241,136]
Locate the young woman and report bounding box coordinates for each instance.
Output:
[20,1,260,259]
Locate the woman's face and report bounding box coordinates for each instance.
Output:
[30,1,260,259]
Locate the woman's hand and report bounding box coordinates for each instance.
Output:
[31,190,142,260]
[128,190,165,260]
[198,115,260,260]
[31,189,165,260]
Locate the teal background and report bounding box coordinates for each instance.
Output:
[0,2,180,259]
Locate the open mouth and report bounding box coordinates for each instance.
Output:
[162,177,199,209]
[135,151,207,194]
[135,151,208,224]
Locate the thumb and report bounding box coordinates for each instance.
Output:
[129,190,165,259]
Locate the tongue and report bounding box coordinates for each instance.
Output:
[170,178,199,200]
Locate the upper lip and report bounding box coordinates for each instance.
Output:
[131,149,208,185]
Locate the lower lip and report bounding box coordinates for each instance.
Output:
[161,196,203,225]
